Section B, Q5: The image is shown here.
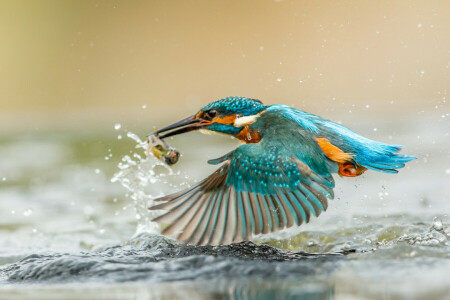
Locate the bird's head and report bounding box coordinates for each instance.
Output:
[153,97,268,141]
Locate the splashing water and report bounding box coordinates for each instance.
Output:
[111,131,190,236]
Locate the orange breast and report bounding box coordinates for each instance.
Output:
[235,126,261,144]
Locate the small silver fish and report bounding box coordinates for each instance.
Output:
[147,133,180,166]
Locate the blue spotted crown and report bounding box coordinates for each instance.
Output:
[201,97,268,116]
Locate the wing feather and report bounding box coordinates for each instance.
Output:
[198,188,222,245]
[284,192,303,226]
[278,193,297,227]
[221,187,236,244]
[272,194,287,229]
[248,193,263,234]
[265,195,280,231]
[233,190,244,243]
[241,191,253,240]
[149,126,336,245]
[256,194,270,234]
[178,192,211,242]
[292,190,312,223]
[153,190,203,226]
[187,192,216,245]
[161,194,203,235]
[210,187,228,245]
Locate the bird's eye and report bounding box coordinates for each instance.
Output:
[209,110,217,118]
[204,110,217,120]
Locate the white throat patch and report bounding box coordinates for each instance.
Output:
[233,115,259,127]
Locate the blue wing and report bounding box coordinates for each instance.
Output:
[149,132,335,246]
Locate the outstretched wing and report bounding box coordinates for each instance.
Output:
[149,132,335,246]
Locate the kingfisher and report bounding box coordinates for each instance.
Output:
[148,97,415,246]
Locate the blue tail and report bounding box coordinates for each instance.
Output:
[317,120,416,174]
[355,144,416,174]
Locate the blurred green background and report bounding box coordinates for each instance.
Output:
[0,0,448,133]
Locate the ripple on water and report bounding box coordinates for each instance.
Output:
[2,233,353,284]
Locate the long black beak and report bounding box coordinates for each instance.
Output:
[149,115,209,139]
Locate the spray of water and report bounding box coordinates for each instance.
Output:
[111,131,189,236]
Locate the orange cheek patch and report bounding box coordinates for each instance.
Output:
[213,114,237,125]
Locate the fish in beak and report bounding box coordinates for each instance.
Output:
[146,115,210,165]
[146,134,180,166]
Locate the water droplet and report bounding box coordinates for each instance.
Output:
[95,169,101,174]
[114,123,121,130]
[99,229,105,234]
[32,228,37,233]
[1,177,5,181]
[432,217,443,231]
[117,134,122,140]
[445,169,450,175]
[417,23,422,28]
[23,209,33,217]
[373,128,378,131]
[142,104,147,109]
[365,104,370,108]
[276,78,282,82]
[299,77,303,83]
[259,46,264,51]
[11,210,15,215]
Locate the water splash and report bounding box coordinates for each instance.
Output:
[377,217,449,249]
[111,131,189,236]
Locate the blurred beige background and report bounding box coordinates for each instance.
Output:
[0,0,448,132]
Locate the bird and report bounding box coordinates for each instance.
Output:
[148,96,415,246]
